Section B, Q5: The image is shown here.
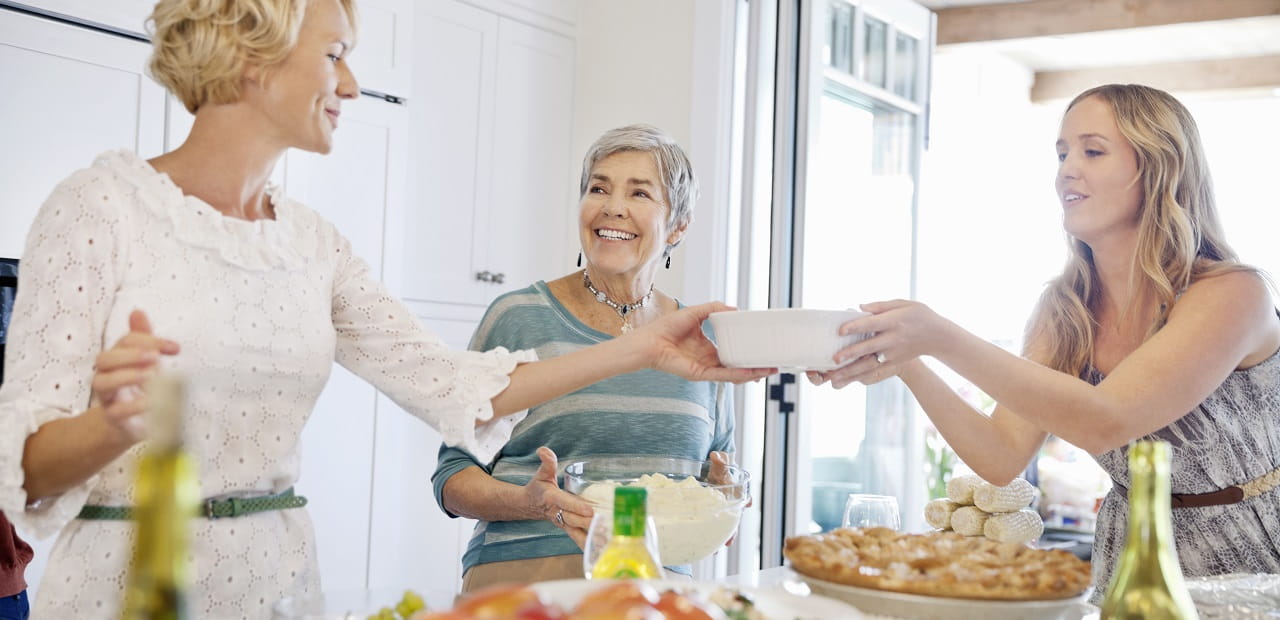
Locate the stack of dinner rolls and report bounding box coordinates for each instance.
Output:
[924,474,1044,544]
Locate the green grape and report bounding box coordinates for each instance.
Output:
[396,589,426,618]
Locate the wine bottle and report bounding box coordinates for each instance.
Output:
[589,487,664,579]
[1100,440,1199,619]
[121,374,200,620]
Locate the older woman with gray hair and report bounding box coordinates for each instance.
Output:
[432,124,736,591]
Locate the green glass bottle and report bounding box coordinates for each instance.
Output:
[121,374,200,620]
[590,487,663,579]
[1100,440,1199,619]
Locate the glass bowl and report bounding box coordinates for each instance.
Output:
[562,456,750,566]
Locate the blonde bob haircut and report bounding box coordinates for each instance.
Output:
[148,0,357,114]
[1028,83,1257,377]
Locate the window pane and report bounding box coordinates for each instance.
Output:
[892,32,918,100]
[860,15,887,87]
[826,2,854,72]
[800,91,915,533]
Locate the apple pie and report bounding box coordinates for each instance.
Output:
[784,527,1091,600]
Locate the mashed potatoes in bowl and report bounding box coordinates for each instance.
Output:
[564,456,750,566]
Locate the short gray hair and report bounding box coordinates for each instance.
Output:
[579,124,698,253]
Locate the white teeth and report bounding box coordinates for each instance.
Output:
[597,229,636,240]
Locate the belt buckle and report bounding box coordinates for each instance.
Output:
[204,497,219,519]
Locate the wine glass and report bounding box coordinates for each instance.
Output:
[842,494,901,530]
[581,510,663,579]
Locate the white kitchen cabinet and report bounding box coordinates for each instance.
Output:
[347,0,413,98]
[0,5,167,598]
[366,315,479,594]
[0,7,165,258]
[286,93,410,593]
[13,0,412,96]
[402,0,576,308]
[7,0,154,35]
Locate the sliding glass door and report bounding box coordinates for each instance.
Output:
[735,0,933,569]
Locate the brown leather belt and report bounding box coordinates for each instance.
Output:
[1112,464,1280,509]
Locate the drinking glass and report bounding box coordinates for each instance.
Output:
[581,510,663,579]
[842,494,901,530]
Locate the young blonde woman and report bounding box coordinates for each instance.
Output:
[812,84,1280,600]
[0,1,770,617]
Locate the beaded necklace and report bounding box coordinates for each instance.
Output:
[582,271,654,333]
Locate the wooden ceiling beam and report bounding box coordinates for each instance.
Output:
[1030,54,1280,101]
[937,0,1280,45]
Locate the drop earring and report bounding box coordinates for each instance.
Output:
[577,252,582,268]
[664,254,671,269]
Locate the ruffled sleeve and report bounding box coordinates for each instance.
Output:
[318,213,536,464]
[0,165,130,538]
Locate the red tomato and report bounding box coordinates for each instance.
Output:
[572,581,660,613]
[408,612,472,620]
[516,601,569,620]
[454,584,549,618]
[652,591,729,620]
[568,604,664,620]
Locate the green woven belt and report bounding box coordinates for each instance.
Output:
[77,487,307,520]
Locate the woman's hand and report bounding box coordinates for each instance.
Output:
[707,451,751,547]
[807,300,950,389]
[91,309,181,442]
[639,302,776,384]
[525,446,595,549]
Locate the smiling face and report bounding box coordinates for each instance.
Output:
[1055,95,1144,246]
[244,0,359,154]
[579,150,686,284]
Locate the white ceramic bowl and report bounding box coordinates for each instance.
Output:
[563,456,750,566]
[708,308,871,371]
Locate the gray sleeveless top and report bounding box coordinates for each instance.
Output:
[1084,349,1280,603]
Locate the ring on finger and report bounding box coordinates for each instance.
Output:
[875,352,887,364]
[555,509,565,526]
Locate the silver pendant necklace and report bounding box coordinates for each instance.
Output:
[583,271,654,333]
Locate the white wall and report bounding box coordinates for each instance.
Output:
[571,0,739,304]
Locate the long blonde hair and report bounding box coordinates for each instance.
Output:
[1028,84,1254,375]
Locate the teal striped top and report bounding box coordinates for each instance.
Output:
[431,281,734,574]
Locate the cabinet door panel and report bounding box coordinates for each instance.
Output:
[485,17,575,294]
[0,8,165,597]
[290,95,409,591]
[0,9,165,258]
[402,0,497,306]
[13,0,154,35]
[346,0,412,97]
[366,316,478,593]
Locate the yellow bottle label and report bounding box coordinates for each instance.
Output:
[590,536,663,580]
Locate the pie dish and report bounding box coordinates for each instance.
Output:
[797,575,1094,620]
[783,527,1092,601]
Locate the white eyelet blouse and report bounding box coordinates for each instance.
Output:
[0,150,535,618]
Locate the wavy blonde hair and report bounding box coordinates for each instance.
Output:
[148,0,357,114]
[1028,84,1255,376]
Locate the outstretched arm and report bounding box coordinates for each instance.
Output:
[895,359,1048,484]
[491,302,774,418]
[812,270,1280,457]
